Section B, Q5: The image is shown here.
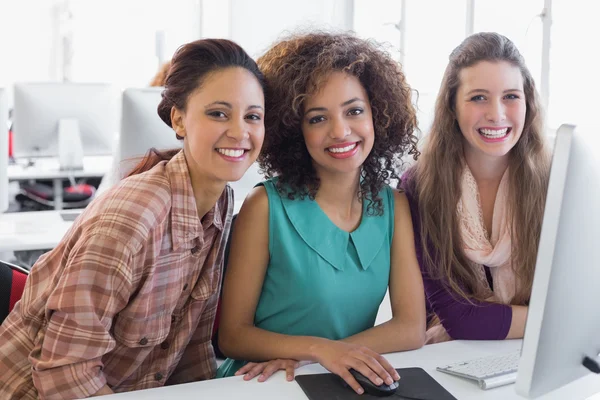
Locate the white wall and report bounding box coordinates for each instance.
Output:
[229,0,353,58]
[0,0,59,105]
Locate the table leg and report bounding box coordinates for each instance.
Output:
[53,178,63,210]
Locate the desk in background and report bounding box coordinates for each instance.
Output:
[0,210,75,252]
[7,155,113,210]
[102,340,600,400]
[0,200,245,253]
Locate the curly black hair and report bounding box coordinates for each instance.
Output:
[257,31,419,215]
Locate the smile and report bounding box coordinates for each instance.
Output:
[478,127,511,139]
[216,148,249,159]
[327,142,358,153]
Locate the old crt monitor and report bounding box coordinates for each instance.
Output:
[516,124,600,399]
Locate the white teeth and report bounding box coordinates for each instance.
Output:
[328,143,357,153]
[217,148,245,157]
[479,128,509,138]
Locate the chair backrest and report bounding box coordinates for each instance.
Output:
[212,213,237,359]
[0,261,29,324]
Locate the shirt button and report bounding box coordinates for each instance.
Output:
[139,337,148,346]
[183,283,189,291]
[155,372,164,381]
[160,341,170,350]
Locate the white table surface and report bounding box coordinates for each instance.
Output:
[0,199,246,252]
[0,210,76,252]
[7,155,113,181]
[102,339,600,400]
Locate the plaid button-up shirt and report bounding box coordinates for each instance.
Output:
[0,151,233,399]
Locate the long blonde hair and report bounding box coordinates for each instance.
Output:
[415,32,551,305]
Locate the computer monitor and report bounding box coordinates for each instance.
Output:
[516,124,600,399]
[12,82,117,159]
[0,88,8,212]
[119,87,181,164]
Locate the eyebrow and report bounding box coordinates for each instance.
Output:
[465,89,524,95]
[304,97,365,114]
[205,101,264,111]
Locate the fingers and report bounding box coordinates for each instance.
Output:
[285,362,299,381]
[239,360,300,382]
[235,362,258,376]
[337,369,364,395]
[258,361,285,382]
[350,359,386,387]
[360,354,396,386]
[243,362,267,381]
[374,353,401,382]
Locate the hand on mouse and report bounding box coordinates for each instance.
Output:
[235,359,310,382]
[310,340,400,395]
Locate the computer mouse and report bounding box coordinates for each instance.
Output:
[347,368,400,397]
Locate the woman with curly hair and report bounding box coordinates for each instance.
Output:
[216,32,426,395]
[400,32,551,344]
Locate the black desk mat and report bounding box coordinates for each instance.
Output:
[296,367,457,400]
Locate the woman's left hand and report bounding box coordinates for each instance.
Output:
[236,359,309,382]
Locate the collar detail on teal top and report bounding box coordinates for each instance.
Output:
[280,194,388,271]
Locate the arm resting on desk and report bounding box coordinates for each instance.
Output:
[219,190,425,362]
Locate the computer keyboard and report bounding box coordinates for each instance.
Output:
[436,350,521,390]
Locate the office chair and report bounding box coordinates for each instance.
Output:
[0,260,29,324]
[16,181,96,211]
[212,214,237,359]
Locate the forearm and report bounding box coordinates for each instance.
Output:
[342,319,425,354]
[219,325,331,362]
[506,305,528,339]
[90,384,114,397]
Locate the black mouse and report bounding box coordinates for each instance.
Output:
[345,368,400,397]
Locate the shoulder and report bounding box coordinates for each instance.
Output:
[398,165,417,193]
[82,166,172,249]
[392,189,411,221]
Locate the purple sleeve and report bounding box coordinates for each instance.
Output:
[400,168,512,340]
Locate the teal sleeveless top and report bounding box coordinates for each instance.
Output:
[216,179,395,377]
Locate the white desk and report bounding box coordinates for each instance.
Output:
[102,340,600,400]
[7,155,113,210]
[0,210,76,252]
[0,199,246,253]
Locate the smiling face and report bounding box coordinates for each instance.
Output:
[301,71,375,178]
[455,60,526,163]
[171,67,265,183]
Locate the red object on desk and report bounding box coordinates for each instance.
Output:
[8,129,13,158]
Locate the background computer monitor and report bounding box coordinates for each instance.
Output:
[119,87,181,164]
[13,82,117,159]
[0,88,8,212]
[118,87,263,211]
[516,124,600,399]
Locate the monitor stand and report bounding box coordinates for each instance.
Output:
[58,118,84,171]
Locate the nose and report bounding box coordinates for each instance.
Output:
[226,118,250,141]
[329,118,351,140]
[485,99,506,123]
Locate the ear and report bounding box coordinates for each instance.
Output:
[171,106,186,138]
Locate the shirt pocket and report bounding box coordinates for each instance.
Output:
[113,312,171,348]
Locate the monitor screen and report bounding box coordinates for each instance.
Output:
[12,82,117,159]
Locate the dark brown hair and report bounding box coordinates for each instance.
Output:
[415,32,551,304]
[127,39,265,178]
[257,31,419,215]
